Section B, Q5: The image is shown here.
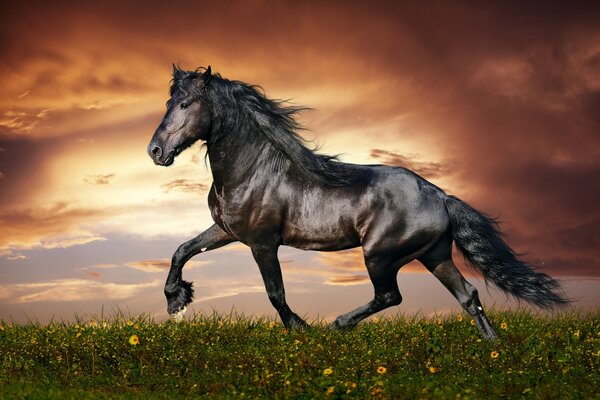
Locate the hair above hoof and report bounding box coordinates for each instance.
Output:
[165,280,194,315]
[170,306,187,322]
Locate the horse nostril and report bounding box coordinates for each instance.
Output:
[151,145,162,158]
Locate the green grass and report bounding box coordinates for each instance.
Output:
[1,311,599,399]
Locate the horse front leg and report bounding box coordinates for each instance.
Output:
[250,244,308,329]
[165,223,236,320]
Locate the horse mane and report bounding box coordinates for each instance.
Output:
[170,67,353,187]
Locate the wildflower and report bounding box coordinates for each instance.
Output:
[456,315,463,322]
[436,319,443,325]
[129,334,140,345]
[573,330,580,338]
[75,332,82,338]
[127,320,134,326]
[428,366,440,373]
[326,386,335,395]
[470,319,476,325]
[323,367,333,376]
[500,322,507,330]
[377,366,387,374]
[491,351,499,359]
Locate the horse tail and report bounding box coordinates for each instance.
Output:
[444,195,569,308]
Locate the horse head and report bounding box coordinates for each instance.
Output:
[147,65,212,166]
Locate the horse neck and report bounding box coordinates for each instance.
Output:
[206,129,282,189]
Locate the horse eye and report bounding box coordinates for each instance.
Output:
[180,102,190,109]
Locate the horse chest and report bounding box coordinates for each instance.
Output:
[208,184,276,239]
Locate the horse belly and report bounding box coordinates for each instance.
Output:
[281,204,360,251]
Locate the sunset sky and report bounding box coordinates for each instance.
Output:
[1,1,599,323]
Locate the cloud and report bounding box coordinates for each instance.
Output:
[126,259,213,273]
[0,278,161,303]
[161,179,209,194]
[325,275,370,286]
[0,1,599,323]
[0,202,110,257]
[370,149,456,179]
[0,108,52,134]
[83,173,116,185]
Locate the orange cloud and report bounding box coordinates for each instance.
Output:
[83,173,116,185]
[161,179,209,194]
[126,259,212,273]
[0,278,161,303]
[0,202,109,257]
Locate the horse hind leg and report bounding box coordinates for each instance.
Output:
[333,254,402,328]
[419,235,498,340]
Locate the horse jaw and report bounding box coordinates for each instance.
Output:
[171,306,187,322]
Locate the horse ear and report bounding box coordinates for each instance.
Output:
[172,63,183,79]
[203,65,212,85]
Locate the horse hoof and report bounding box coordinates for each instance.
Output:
[170,306,187,322]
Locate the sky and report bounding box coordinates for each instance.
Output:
[1,1,599,323]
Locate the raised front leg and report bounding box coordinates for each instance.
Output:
[165,223,236,319]
[251,245,307,329]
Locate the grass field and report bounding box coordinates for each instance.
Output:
[1,311,598,399]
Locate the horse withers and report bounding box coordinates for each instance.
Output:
[147,65,568,339]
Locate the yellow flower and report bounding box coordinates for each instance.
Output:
[129,334,140,345]
[326,386,335,395]
[470,319,476,325]
[500,322,507,330]
[127,320,134,326]
[377,366,387,374]
[573,330,580,338]
[428,366,440,373]
[323,367,333,376]
[491,351,499,359]
[436,319,443,325]
[456,315,463,322]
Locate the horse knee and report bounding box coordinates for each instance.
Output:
[376,290,402,308]
[267,290,286,310]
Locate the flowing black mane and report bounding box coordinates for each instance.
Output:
[170,67,353,187]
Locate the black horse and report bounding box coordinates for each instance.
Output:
[148,65,567,339]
